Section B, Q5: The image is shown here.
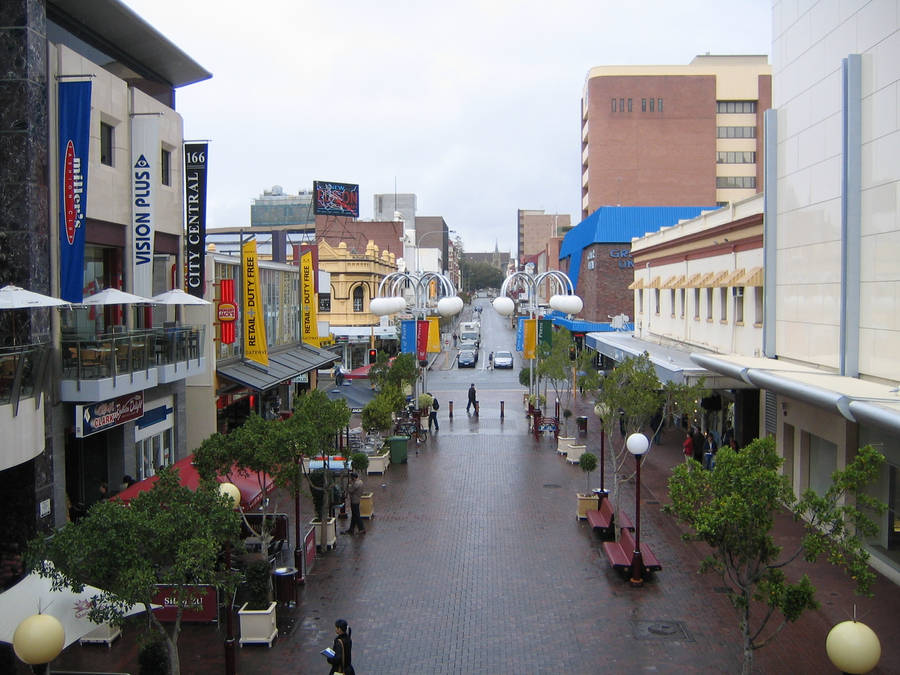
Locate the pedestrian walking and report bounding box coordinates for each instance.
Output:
[682,431,694,464]
[702,431,718,470]
[466,383,477,413]
[488,352,493,371]
[325,619,355,674]
[334,362,344,387]
[428,392,440,431]
[342,472,366,535]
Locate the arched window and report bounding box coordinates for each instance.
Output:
[353,286,364,312]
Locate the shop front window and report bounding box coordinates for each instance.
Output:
[135,428,173,481]
[353,286,364,312]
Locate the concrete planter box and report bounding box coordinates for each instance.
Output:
[360,492,374,519]
[79,622,121,647]
[238,601,277,647]
[310,517,337,551]
[576,493,600,520]
[556,436,576,455]
[566,443,586,464]
[367,451,390,475]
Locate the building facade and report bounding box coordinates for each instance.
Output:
[373,193,416,226]
[517,209,571,261]
[580,55,772,219]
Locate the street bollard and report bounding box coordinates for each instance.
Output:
[449,400,453,418]
[500,401,504,419]
[474,400,479,417]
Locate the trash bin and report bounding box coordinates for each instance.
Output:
[389,435,409,464]
[576,416,588,436]
[272,566,297,607]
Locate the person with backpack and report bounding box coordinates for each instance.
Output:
[428,392,440,431]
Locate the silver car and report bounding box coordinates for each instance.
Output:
[493,350,514,369]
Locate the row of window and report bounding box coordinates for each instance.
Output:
[717,151,756,164]
[717,126,757,139]
[99,121,172,186]
[638,286,763,325]
[610,98,664,113]
[716,176,757,189]
[717,100,757,114]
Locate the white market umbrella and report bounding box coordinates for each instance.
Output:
[150,288,211,306]
[80,288,154,306]
[0,570,151,649]
[0,285,69,310]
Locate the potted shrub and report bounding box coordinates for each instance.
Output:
[350,452,374,518]
[556,408,576,454]
[417,392,433,414]
[238,557,277,647]
[308,469,337,551]
[576,451,600,519]
[137,631,169,675]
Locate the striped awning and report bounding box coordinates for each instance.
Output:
[627,278,645,290]
[680,273,703,288]
[742,266,764,286]
[662,275,683,289]
[721,269,746,286]
[649,276,663,289]
[698,272,719,287]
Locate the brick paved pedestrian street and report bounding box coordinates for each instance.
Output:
[44,387,899,674]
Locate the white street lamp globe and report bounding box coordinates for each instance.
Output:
[391,296,407,313]
[549,294,583,315]
[493,296,515,316]
[218,481,241,508]
[13,614,65,665]
[369,297,395,316]
[437,296,463,317]
[626,432,650,456]
[826,621,881,674]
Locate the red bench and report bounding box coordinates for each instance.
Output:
[585,498,615,537]
[533,416,559,440]
[602,524,662,574]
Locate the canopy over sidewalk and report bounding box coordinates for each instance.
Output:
[115,454,273,510]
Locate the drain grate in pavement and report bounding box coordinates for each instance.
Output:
[631,620,693,641]
[543,483,562,488]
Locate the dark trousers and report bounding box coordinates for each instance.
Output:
[348,502,365,532]
[429,411,439,430]
[467,398,475,412]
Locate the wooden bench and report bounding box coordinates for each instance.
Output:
[585,498,615,538]
[602,525,662,574]
[533,416,559,440]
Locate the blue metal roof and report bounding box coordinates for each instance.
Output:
[559,206,717,292]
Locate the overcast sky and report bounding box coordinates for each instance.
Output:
[122,0,771,253]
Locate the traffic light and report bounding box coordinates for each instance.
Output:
[368,348,377,362]
[569,345,577,361]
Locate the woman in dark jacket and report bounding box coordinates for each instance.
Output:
[327,619,354,674]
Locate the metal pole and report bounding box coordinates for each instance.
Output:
[629,453,644,587]
[224,540,236,674]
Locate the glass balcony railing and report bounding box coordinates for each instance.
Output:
[61,325,205,381]
[0,343,49,405]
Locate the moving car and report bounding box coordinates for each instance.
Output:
[457,349,477,368]
[493,350,514,369]
[458,339,478,357]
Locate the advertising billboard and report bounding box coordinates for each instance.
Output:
[313,180,359,217]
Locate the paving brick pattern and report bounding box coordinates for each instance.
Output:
[45,388,899,674]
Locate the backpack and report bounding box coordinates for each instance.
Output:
[432,398,440,410]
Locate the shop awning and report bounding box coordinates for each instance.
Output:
[627,278,645,290]
[679,273,703,288]
[661,275,683,289]
[584,331,747,388]
[649,276,663,289]
[217,344,338,392]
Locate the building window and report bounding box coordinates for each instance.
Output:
[649,98,655,113]
[611,98,617,112]
[100,122,114,166]
[754,287,763,325]
[657,98,663,112]
[717,151,757,164]
[353,286,364,312]
[638,289,643,314]
[734,287,745,323]
[706,288,713,321]
[161,148,171,186]
[135,429,173,481]
[670,289,676,317]
[627,98,633,112]
[654,288,660,315]
[680,288,686,318]
[716,101,757,114]
[641,98,647,112]
[619,98,624,112]
[693,288,700,319]
[717,126,757,139]
[716,176,757,189]
[587,260,595,270]
[720,287,728,321]
[318,294,331,313]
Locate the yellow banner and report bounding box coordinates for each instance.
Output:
[242,238,268,366]
[427,316,441,353]
[523,318,537,359]
[300,251,320,347]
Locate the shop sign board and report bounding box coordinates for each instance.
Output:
[75,392,144,438]
[152,584,218,623]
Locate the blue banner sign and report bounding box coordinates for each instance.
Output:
[400,319,417,353]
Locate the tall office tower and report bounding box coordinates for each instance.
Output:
[374,193,417,227]
[580,55,771,220]
[250,186,315,228]
[517,209,571,261]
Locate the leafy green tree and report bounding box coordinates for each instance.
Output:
[665,438,885,674]
[369,351,418,393]
[27,468,241,675]
[459,257,504,292]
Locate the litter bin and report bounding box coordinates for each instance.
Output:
[389,435,409,464]
[272,566,297,607]
[576,416,588,436]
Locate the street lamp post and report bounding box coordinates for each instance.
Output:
[826,615,881,674]
[12,613,64,675]
[218,482,241,675]
[491,269,583,398]
[626,432,650,587]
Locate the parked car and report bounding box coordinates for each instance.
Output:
[493,350,514,369]
[457,349,477,368]
[458,339,478,356]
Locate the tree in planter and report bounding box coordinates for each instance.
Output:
[242,557,274,610]
[561,409,573,438]
[369,352,418,393]
[350,452,370,475]
[592,352,705,532]
[27,468,241,675]
[579,452,598,493]
[665,438,885,675]
[362,385,404,434]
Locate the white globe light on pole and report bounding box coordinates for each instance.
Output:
[369,297,395,316]
[826,620,881,674]
[437,296,463,317]
[13,613,65,666]
[626,432,651,587]
[492,296,515,316]
[218,481,241,507]
[549,294,583,315]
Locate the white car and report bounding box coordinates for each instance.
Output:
[493,350,514,369]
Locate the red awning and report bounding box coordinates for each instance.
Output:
[344,356,396,380]
[115,454,274,510]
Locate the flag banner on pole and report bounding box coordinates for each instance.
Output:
[300,250,320,346]
[400,319,416,353]
[58,81,92,303]
[218,279,236,344]
[242,238,268,366]
[184,143,208,297]
[516,316,525,352]
[523,319,537,359]
[416,320,429,362]
[538,319,553,347]
[426,316,441,352]
[131,114,159,298]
